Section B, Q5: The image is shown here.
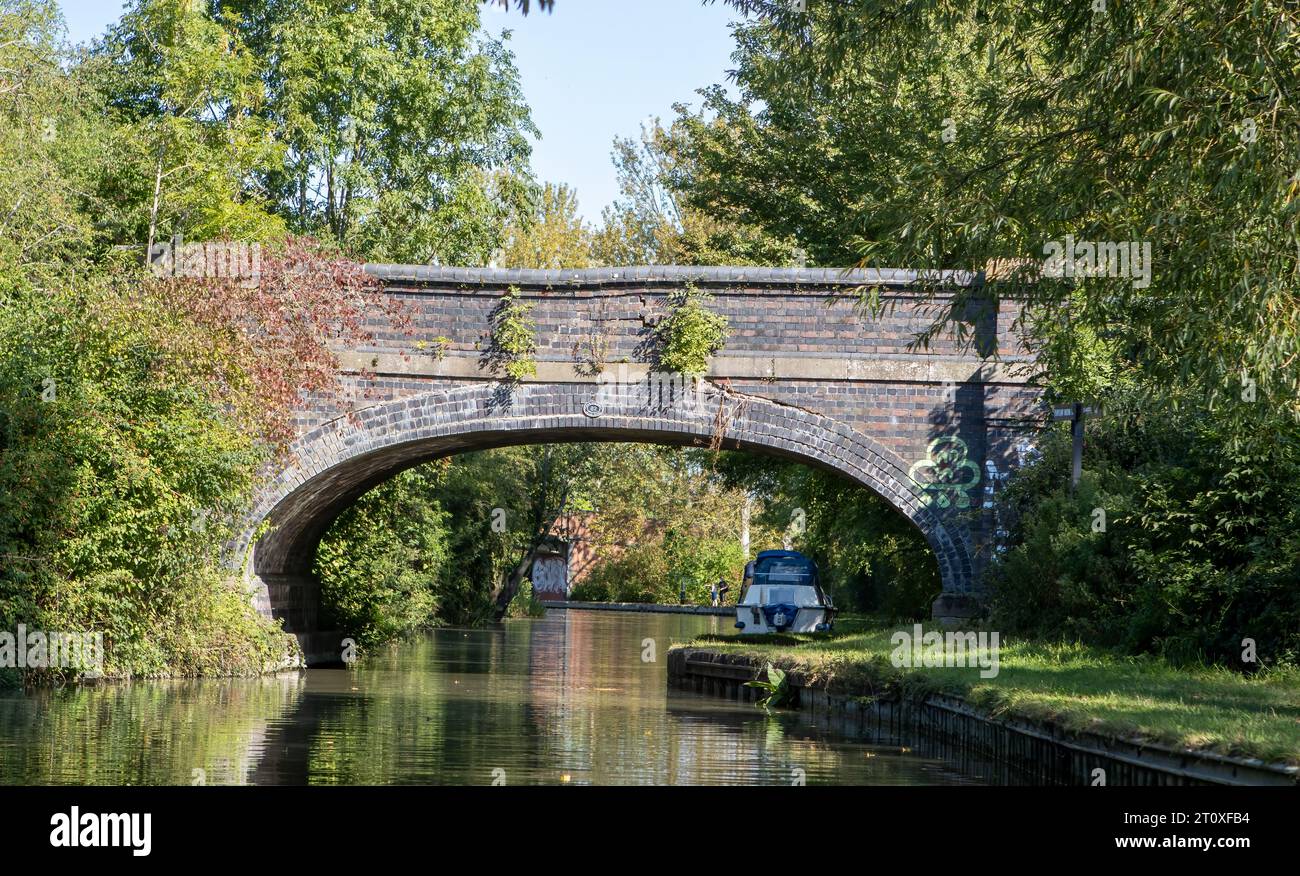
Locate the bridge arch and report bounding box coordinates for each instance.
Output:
[242,379,975,653]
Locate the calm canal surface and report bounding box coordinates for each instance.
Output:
[0,610,980,785]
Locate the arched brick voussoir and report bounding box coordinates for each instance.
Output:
[241,382,977,622]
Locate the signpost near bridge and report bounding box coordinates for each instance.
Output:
[1051,402,1103,493]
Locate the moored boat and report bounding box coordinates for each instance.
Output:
[734,550,836,634]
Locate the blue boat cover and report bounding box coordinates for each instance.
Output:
[761,603,801,632]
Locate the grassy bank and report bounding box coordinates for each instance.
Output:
[677,620,1300,766]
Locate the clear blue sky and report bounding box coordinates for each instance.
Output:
[56,0,742,223]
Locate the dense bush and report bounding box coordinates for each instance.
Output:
[663,529,747,602]
[651,286,729,376]
[571,544,665,603]
[314,467,448,649]
[505,580,548,618]
[0,275,292,680]
[481,287,538,382]
[988,401,1300,668]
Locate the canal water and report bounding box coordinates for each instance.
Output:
[0,610,979,785]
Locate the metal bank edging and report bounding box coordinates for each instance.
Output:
[547,601,735,617]
[668,647,1299,787]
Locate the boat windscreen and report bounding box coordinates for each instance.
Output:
[766,587,797,604]
[754,558,813,587]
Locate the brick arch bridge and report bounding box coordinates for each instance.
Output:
[242,266,1042,664]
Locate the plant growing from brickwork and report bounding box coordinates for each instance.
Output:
[483,286,537,382]
[571,299,610,376]
[415,336,451,361]
[572,328,609,377]
[652,284,728,376]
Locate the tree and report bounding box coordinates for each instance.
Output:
[220,0,538,264]
[591,118,802,267]
[0,266,298,679]
[681,0,1300,661]
[0,0,113,284]
[987,392,1300,667]
[669,10,999,267]
[93,0,286,251]
[497,182,591,268]
[423,444,606,621]
[693,1,1300,429]
[572,445,760,604]
[315,466,449,648]
[487,444,608,617]
[486,0,553,12]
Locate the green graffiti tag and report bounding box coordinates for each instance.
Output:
[909,436,981,509]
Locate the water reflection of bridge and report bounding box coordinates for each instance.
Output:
[241,612,975,785]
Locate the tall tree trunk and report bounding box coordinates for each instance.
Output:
[741,492,752,558]
[491,447,584,620]
[492,544,542,620]
[147,145,166,258]
[325,160,335,239]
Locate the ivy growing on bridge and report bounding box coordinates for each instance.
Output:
[652,285,729,376]
[482,287,538,382]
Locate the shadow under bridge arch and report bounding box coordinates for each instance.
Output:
[240,380,976,662]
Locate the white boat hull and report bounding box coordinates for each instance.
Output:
[734,605,834,634]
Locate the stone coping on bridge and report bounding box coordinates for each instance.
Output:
[364,264,982,289]
[337,351,1033,385]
